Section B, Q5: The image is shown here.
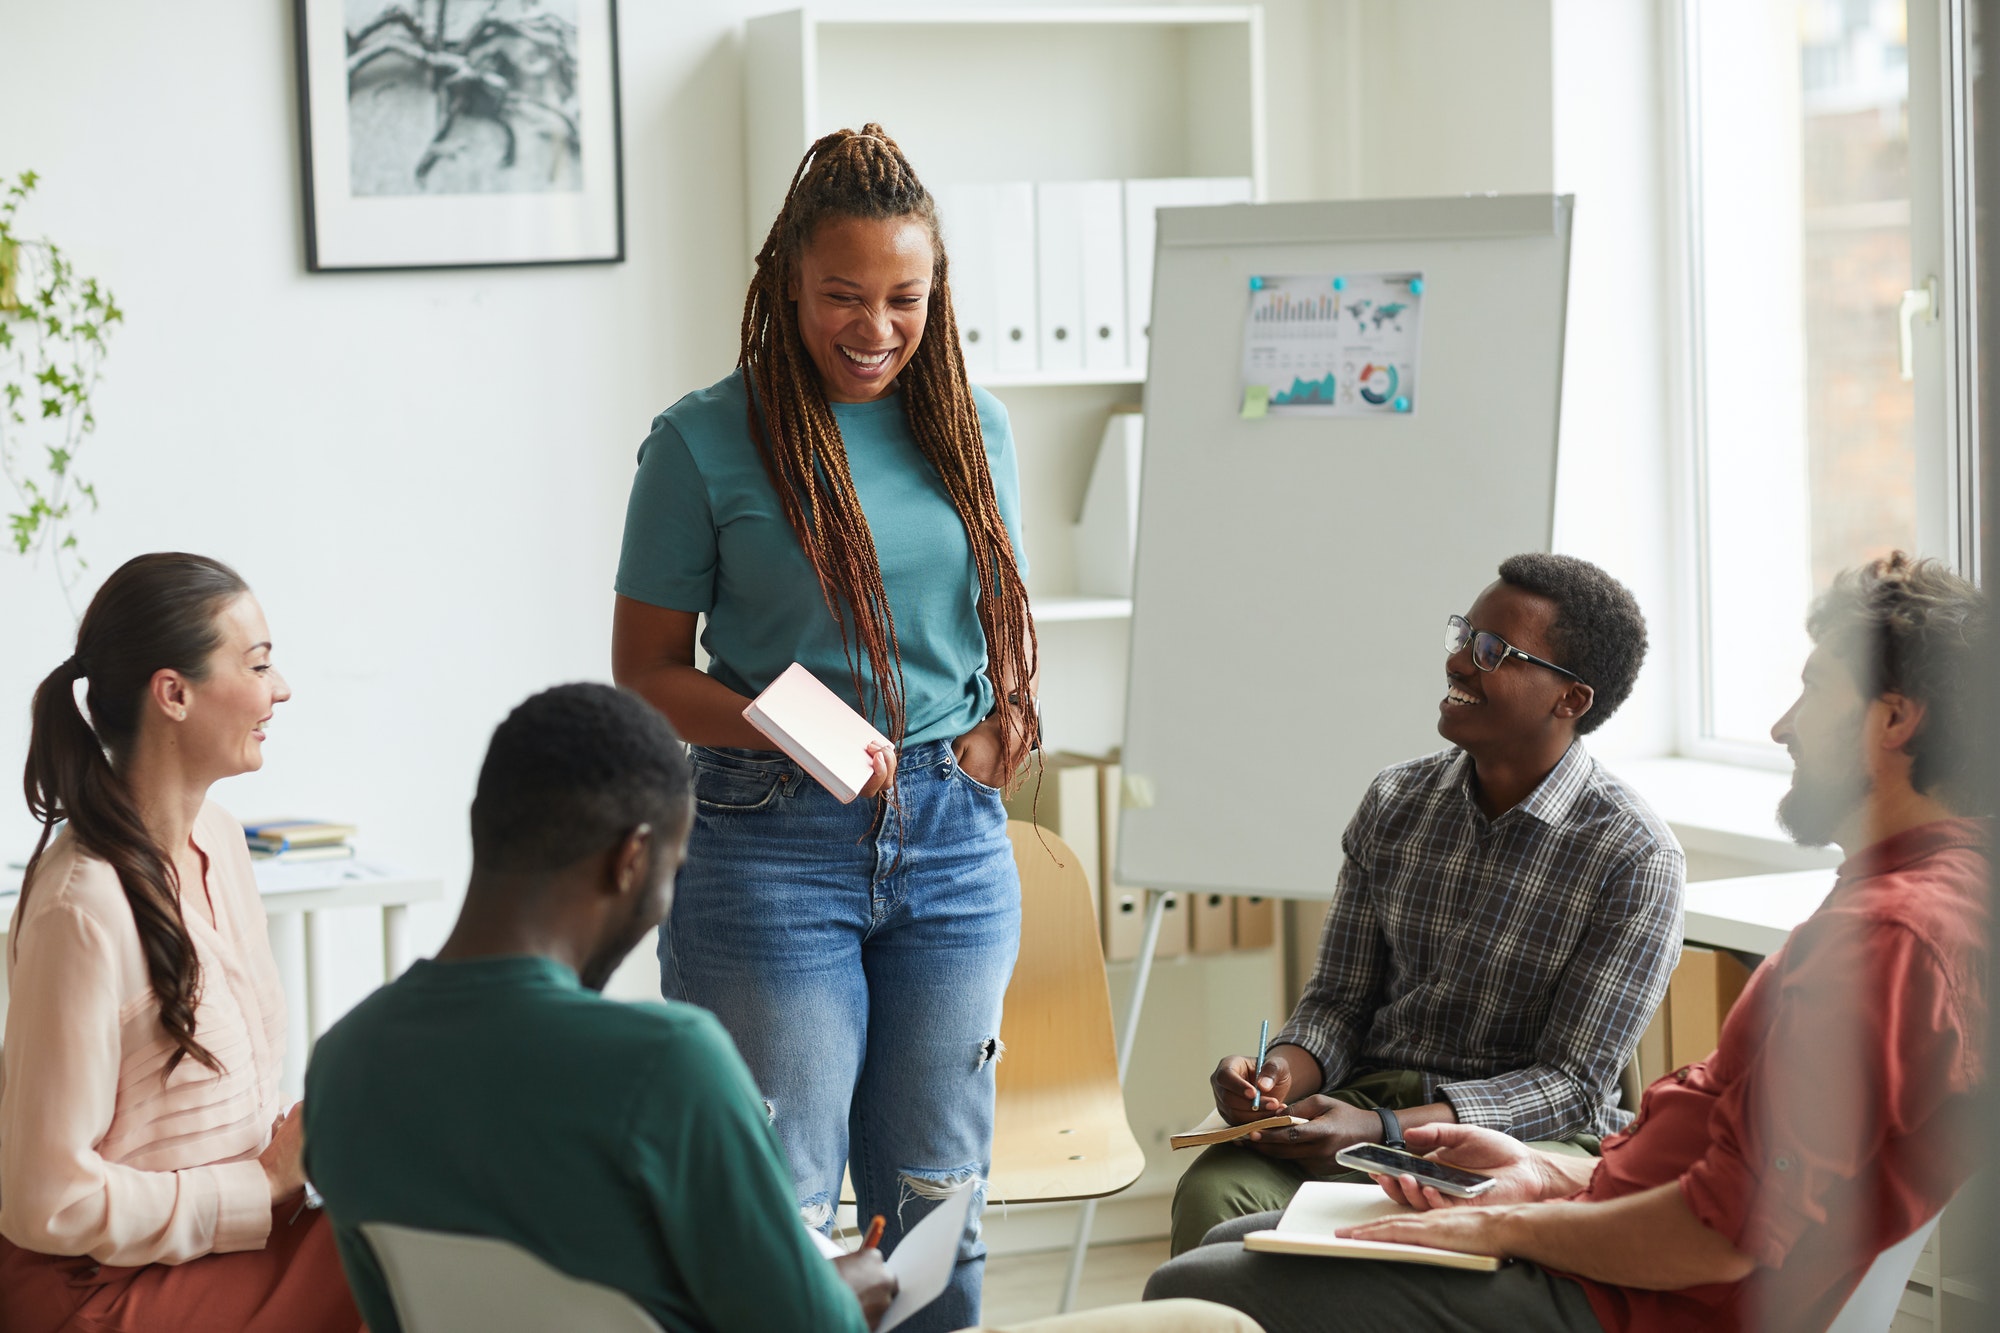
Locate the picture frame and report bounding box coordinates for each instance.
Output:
[293,0,625,272]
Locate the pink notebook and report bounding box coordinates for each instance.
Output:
[743,663,891,803]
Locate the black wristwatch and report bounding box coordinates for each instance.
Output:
[1003,689,1043,749]
[1374,1106,1407,1151]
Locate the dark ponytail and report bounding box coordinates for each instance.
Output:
[23,552,250,1079]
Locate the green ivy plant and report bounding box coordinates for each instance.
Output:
[1,170,123,595]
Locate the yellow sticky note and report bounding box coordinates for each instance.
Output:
[1240,384,1270,420]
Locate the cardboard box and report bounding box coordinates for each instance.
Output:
[1192,891,1234,954]
[1153,891,1189,957]
[1233,896,1277,950]
[1666,945,1752,1070]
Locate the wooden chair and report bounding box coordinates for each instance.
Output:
[987,821,1147,1204]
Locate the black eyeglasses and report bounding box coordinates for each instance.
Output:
[1445,614,1583,683]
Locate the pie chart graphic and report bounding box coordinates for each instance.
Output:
[1358,362,1399,406]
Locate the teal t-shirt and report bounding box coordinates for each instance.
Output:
[303,956,867,1333]
[615,369,1026,746]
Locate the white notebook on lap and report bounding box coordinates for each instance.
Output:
[1242,1181,1502,1272]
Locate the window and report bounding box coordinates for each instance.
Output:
[1674,0,1980,761]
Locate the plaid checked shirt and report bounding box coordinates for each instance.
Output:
[1276,742,1685,1140]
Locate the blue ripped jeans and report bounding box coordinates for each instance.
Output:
[661,739,1021,1333]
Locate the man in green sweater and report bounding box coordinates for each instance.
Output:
[304,683,893,1333]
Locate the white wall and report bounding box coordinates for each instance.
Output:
[1338,0,1557,199]
[1256,0,1556,201]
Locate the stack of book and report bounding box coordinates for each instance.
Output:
[243,819,357,864]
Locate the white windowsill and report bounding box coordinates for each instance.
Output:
[1610,757,1842,874]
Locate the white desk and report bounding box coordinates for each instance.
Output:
[2,859,443,1098]
[1682,869,1835,956]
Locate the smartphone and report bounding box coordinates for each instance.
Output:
[1333,1142,1498,1198]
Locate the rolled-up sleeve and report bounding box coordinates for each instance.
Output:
[0,905,270,1265]
[1679,917,1961,1268]
[1275,784,1388,1089]
[1439,838,1685,1138]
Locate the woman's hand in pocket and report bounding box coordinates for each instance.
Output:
[858,742,898,799]
[952,714,1009,791]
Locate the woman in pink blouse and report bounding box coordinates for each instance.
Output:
[0,553,360,1333]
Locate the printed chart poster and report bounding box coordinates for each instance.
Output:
[1239,272,1424,418]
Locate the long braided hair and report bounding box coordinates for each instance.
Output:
[741,124,1038,784]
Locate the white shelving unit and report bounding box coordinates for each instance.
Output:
[980,369,1147,390]
[744,4,1267,754]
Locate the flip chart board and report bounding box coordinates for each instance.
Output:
[1118,195,1574,899]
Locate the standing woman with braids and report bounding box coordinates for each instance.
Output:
[0,554,361,1333]
[612,124,1035,1330]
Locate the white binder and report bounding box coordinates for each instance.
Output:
[1078,181,1127,372]
[991,182,1039,375]
[1123,177,1253,372]
[933,184,998,377]
[1035,183,1087,373]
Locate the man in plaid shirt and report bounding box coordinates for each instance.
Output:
[1170,554,1685,1255]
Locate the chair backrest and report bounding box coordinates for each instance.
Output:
[987,822,1145,1204]
[361,1222,665,1333]
[1824,1212,1942,1333]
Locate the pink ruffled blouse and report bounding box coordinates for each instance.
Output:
[0,800,284,1265]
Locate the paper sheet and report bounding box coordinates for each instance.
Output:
[1246,1183,1501,1270]
[1274,1181,1408,1233]
[1239,271,1424,417]
[877,1183,978,1331]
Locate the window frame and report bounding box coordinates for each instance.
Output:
[1665,0,1982,769]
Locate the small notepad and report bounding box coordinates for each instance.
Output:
[743,663,891,804]
[1170,1108,1307,1150]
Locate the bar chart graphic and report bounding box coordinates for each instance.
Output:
[1240,271,1423,418]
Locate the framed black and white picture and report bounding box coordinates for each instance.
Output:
[295,0,624,271]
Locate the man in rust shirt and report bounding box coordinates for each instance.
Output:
[1147,553,1989,1333]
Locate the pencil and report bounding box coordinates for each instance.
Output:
[862,1214,886,1251]
[1253,1018,1270,1110]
